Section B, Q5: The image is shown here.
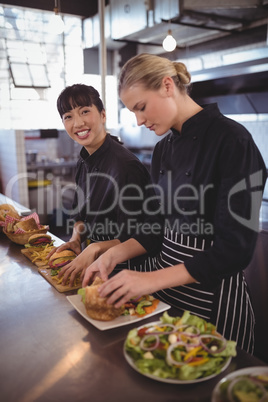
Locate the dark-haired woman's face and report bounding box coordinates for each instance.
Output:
[62,104,106,154]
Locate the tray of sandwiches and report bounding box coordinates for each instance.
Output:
[1,203,82,293]
[20,234,82,293]
[38,249,82,293]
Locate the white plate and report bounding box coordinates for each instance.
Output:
[66,294,170,331]
[124,321,232,384]
[211,366,268,402]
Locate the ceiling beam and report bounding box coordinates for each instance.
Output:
[0,0,102,17]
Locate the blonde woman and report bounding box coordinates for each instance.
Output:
[83,54,267,353]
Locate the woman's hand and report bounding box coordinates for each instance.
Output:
[98,270,155,308]
[58,242,101,286]
[82,250,117,287]
[47,220,86,260]
[82,238,146,287]
[94,263,196,308]
[46,239,82,261]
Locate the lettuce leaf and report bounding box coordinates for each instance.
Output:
[178,357,226,381]
[214,340,237,357]
[135,358,177,379]
[78,288,86,304]
[161,310,216,334]
[125,329,143,360]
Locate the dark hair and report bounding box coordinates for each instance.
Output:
[57,84,104,118]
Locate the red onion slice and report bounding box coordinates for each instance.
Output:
[199,334,227,354]
[166,341,188,367]
[130,296,142,303]
[140,334,160,351]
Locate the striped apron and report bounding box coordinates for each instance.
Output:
[152,227,255,354]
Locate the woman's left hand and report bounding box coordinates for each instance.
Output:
[98,270,155,308]
[58,243,101,286]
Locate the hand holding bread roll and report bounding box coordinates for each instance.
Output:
[79,278,124,321]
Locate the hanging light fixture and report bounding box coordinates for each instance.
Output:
[162,29,177,52]
[49,0,65,35]
[162,0,177,52]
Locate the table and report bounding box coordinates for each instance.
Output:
[0,232,267,402]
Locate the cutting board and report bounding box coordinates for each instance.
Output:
[21,247,51,268]
[38,267,82,293]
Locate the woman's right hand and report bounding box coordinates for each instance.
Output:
[47,239,82,260]
[82,250,116,287]
[82,238,146,287]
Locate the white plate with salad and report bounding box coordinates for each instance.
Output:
[66,294,170,331]
[124,310,237,384]
[211,366,268,401]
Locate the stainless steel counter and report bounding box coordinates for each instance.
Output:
[0,232,267,402]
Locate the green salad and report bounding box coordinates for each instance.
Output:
[218,373,268,401]
[124,310,237,382]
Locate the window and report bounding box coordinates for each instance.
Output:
[6,39,50,88]
[0,4,83,129]
[9,62,50,88]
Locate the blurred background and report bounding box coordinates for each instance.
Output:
[0,0,268,239]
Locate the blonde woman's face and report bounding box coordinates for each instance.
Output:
[120,79,178,136]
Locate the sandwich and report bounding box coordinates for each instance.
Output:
[4,216,39,234]
[78,278,124,321]
[48,250,78,286]
[0,203,20,222]
[25,233,54,249]
[48,249,77,271]
[78,279,160,321]
[14,217,39,232]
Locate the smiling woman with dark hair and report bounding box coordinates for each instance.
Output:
[50,83,162,287]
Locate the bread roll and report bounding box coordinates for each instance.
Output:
[28,233,52,243]
[85,278,123,321]
[0,204,20,221]
[48,249,76,268]
[14,217,39,232]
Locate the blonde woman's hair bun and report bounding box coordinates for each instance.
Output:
[173,62,191,86]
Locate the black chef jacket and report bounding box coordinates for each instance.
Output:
[71,134,162,256]
[151,103,267,288]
